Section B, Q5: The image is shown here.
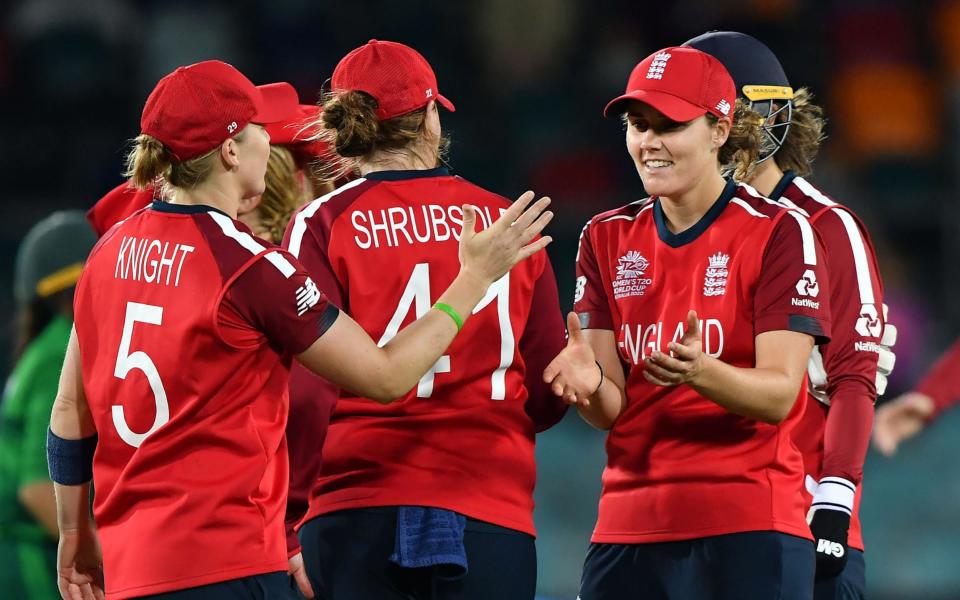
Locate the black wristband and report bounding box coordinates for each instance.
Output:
[592,360,604,395]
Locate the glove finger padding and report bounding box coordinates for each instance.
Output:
[810,508,851,580]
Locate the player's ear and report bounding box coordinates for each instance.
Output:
[711,116,731,150]
[220,137,240,170]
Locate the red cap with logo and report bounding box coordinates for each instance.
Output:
[604,46,736,122]
[331,39,455,120]
[140,60,299,161]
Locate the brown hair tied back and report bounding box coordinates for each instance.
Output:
[308,89,449,184]
[124,134,222,195]
[321,90,382,157]
[709,100,766,182]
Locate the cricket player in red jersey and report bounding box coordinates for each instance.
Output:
[283,40,566,600]
[544,46,832,599]
[686,31,897,599]
[873,341,960,455]
[46,59,553,600]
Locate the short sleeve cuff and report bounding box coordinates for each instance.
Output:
[577,310,614,331]
[755,312,830,345]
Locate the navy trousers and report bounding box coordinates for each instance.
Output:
[299,507,537,600]
[578,531,815,600]
[137,572,297,599]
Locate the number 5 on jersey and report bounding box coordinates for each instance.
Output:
[378,263,514,400]
[113,301,170,447]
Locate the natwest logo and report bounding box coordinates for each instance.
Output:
[796,269,820,297]
[855,303,882,337]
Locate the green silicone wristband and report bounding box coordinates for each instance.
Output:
[433,302,464,331]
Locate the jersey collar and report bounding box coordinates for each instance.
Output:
[653,178,737,248]
[150,200,232,219]
[363,167,449,181]
[767,170,797,201]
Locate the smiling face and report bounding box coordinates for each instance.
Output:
[624,101,729,200]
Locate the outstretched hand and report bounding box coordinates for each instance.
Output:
[543,312,602,406]
[643,310,705,386]
[458,191,553,286]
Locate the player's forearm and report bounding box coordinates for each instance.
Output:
[821,385,874,484]
[576,377,626,430]
[689,356,803,424]
[915,338,960,417]
[54,481,92,532]
[376,269,490,400]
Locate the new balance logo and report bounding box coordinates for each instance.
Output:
[816,539,845,558]
[795,269,819,297]
[296,277,321,316]
[715,99,731,115]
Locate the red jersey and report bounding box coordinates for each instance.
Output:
[574,180,831,544]
[774,173,885,551]
[914,338,960,417]
[284,167,565,537]
[73,202,338,598]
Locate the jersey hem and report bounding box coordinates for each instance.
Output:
[105,561,288,599]
[589,520,812,544]
[302,497,535,537]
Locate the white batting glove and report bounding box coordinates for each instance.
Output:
[876,303,897,396]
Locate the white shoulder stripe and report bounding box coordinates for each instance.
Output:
[793,176,836,207]
[287,178,368,257]
[788,210,817,266]
[831,207,875,304]
[207,211,296,278]
[596,202,654,224]
[730,197,769,218]
[739,181,807,213]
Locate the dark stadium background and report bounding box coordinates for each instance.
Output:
[1,1,958,597]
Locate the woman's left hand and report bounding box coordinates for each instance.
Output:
[643,310,706,386]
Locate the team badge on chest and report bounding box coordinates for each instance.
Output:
[703,252,729,297]
[613,250,653,299]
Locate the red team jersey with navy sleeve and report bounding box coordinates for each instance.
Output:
[73,202,337,599]
[773,173,885,551]
[285,167,565,536]
[574,180,831,544]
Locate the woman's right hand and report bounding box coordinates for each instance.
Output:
[458,191,553,286]
[544,312,603,406]
[873,391,935,456]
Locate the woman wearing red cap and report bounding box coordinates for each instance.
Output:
[47,59,552,600]
[544,46,832,598]
[284,40,566,600]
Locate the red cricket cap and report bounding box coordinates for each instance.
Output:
[265,103,320,146]
[332,39,455,120]
[86,182,155,237]
[603,46,736,122]
[140,60,299,161]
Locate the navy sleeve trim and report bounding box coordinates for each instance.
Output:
[317,304,341,338]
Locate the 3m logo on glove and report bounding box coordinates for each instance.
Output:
[795,269,819,297]
[816,539,845,558]
[855,303,882,337]
[296,277,321,316]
